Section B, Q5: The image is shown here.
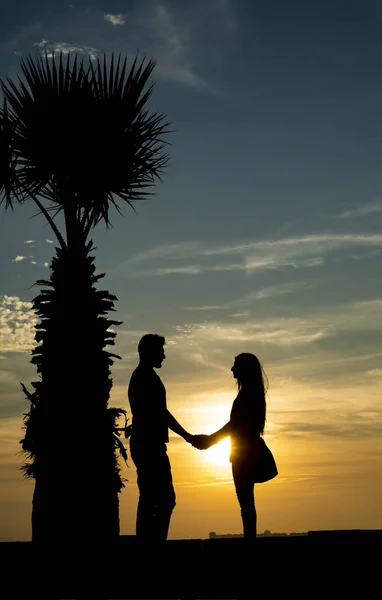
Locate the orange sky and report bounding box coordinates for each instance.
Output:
[2,370,382,541]
[2,0,382,543]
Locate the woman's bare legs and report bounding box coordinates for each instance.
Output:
[232,460,257,539]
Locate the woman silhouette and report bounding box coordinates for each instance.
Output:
[199,353,277,539]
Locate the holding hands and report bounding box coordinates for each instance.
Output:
[183,429,222,450]
[190,434,213,450]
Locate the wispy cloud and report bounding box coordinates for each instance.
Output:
[277,413,382,439]
[156,265,203,276]
[7,1,236,91]
[185,304,228,312]
[12,256,28,263]
[173,319,328,349]
[144,3,206,89]
[113,299,382,443]
[104,13,127,26]
[248,281,311,300]
[184,282,311,311]
[112,232,382,279]
[336,200,382,219]
[165,297,382,374]
[31,3,205,87]
[24,239,52,246]
[0,296,36,353]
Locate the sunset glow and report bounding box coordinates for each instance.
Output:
[204,438,231,467]
[1,0,382,543]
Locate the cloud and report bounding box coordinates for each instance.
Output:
[33,38,48,48]
[12,254,48,268]
[172,318,329,350]
[112,232,382,279]
[161,297,382,381]
[144,3,206,89]
[6,1,236,92]
[150,0,236,89]
[156,265,203,276]
[277,413,382,439]
[247,281,311,300]
[184,282,311,312]
[124,242,202,265]
[337,200,382,219]
[104,13,127,26]
[0,296,37,353]
[31,3,205,87]
[33,39,99,60]
[12,240,55,269]
[185,304,228,312]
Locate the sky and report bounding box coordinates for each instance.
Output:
[1,0,382,541]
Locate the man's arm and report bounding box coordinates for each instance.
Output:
[166,409,194,443]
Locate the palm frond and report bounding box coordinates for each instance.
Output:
[1,51,92,203]
[114,435,128,464]
[1,52,170,239]
[0,99,20,209]
[79,53,170,230]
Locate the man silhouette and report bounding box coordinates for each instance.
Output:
[128,333,197,542]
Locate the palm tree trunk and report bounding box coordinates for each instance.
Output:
[21,240,123,546]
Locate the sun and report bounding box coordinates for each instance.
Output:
[205,437,231,466]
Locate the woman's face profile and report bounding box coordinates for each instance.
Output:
[231,358,240,379]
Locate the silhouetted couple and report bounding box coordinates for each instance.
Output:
[128,333,277,543]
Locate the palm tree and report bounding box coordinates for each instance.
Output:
[0,52,169,546]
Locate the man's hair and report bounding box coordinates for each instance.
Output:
[138,333,165,357]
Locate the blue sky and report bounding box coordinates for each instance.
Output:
[1,0,382,540]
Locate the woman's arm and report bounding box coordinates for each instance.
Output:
[191,421,231,449]
[208,421,231,446]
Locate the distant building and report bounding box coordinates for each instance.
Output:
[209,532,243,539]
[209,530,307,539]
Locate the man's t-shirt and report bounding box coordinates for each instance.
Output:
[128,365,169,446]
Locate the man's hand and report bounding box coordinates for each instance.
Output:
[183,431,195,445]
[191,434,212,450]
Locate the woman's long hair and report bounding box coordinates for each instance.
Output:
[235,353,268,434]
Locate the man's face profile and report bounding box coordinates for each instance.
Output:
[138,335,166,368]
[153,345,166,368]
[143,344,165,368]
